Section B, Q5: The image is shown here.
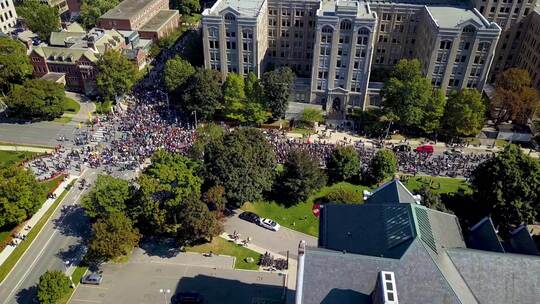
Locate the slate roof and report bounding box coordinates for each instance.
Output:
[467,217,505,253]
[506,225,539,255]
[301,182,540,304]
[365,179,418,204]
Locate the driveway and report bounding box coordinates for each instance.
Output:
[224,211,317,259]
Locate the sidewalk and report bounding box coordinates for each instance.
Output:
[0,175,77,266]
[0,145,53,153]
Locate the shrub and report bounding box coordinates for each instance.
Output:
[317,187,363,205]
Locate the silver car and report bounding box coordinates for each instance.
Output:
[81,273,102,285]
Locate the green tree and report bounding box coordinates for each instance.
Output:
[188,123,225,160]
[180,68,223,120]
[0,166,46,228]
[202,185,227,213]
[81,175,131,220]
[170,0,201,15]
[79,0,120,29]
[278,149,327,204]
[244,72,269,125]
[493,68,540,124]
[326,146,360,182]
[130,151,202,234]
[176,197,221,245]
[88,212,140,261]
[223,73,247,122]
[0,37,32,93]
[164,56,195,93]
[203,128,276,207]
[37,270,71,304]
[415,185,449,213]
[368,149,397,184]
[470,144,540,234]
[443,89,486,137]
[5,79,65,121]
[299,108,324,127]
[381,59,446,133]
[262,67,295,120]
[317,187,364,204]
[96,49,138,101]
[17,0,60,40]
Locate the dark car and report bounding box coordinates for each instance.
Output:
[392,144,411,152]
[172,292,204,304]
[239,211,260,224]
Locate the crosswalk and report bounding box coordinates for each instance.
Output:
[92,128,106,142]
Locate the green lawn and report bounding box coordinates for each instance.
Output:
[0,150,37,168]
[42,175,66,193]
[186,237,261,270]
[0,180,75,283]
[57,266,88,304]
[63,98,80,113]
[243,177,471,237]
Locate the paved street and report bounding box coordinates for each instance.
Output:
[70,257,287,304]
[224,211,318,259]
[0,170,98,304]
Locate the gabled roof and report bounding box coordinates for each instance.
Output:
[32,46,98,63]
[365,179,417,204]
[506,225,539,255]
[467,217,505,253]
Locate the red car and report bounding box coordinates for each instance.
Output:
[415,145,434,153]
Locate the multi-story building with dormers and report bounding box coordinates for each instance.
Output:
[202,0,501,116]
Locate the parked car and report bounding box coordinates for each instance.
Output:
[415,145,434,154]
[81,273,102,285]
[392,144,411,152]
[239,211,260,224]
[259,218,280,231]
[172,292,204,304]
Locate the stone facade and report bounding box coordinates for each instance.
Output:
[515,8,540,90]
[0,0,16,33]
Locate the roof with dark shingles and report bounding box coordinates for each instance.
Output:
[365,179,418,204]
[467,217,505,253]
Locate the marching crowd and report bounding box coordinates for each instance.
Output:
[25,87,492,181]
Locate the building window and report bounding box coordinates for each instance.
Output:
[225,13,236,21]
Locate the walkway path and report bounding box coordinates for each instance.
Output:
[0,175,77,267]
[0,145,53,153]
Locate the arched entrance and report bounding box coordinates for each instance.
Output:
[332,97,341,112]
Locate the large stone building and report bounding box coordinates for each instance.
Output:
[202,0,501,115]
[98,0,180,42]
[515,7,540,90]
[0,0,17,33]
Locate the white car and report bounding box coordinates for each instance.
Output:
[259,218,280,231]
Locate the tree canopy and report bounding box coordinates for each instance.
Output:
[37,270,71,304]
[470,144,540,234]
[79,0,120,29]
[493,68,540,125]
[277,149,327,204]
[203,128,276,207]
[0,37,32,93]
[368,149,397,184]
[88,212,140,261]
[222,72,268,124]
[170,0,201,15]
[326,146,361,183]
[164,56,195,93]
[0,166,46,229]
[299,108,324,126]
[381,59,446,133]
[81,175,131,220]
[96,49,138,101]
[17,0,60,40]
[443,89,486,137]
[131,150,203,235]
[188,123,225,160]
[5,79,65,121]
[262,67,295,120]
[179,68,223,120]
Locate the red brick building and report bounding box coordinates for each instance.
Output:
[98,0,179,42]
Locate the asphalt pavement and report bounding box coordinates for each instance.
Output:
[224,211,318,260]
[0,170,98,304]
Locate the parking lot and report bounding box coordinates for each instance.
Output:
[70,258,288,304]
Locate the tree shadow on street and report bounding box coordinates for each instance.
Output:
[56,243,87,266]
[15,285,38,304]
[138,237,181,258]
[52,205,91,238]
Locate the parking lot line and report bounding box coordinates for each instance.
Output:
[78,285,109,290]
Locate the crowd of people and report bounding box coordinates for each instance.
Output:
[24,86,493,181]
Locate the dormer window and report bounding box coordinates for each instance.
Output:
[224,13,236,21]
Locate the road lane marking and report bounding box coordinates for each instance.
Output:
[69,299,102,303]
[2,180,85,304]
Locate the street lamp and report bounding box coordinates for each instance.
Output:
[192,110,198,129]
[159,288,171,304]
[64,260,75,288]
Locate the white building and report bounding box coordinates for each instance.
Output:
[0,0,17,33]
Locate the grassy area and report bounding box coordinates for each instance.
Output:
[466,138,481,146]
[243,177,471,236]
[0,150,37,168]
[186,237,261,270]
[0,180,75,283]
[58,266,88,304]
[42,175,66,193]
[495,139,508,148]
[62,98,80,113]
[290,128,314,136]
[53,116,73,124]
